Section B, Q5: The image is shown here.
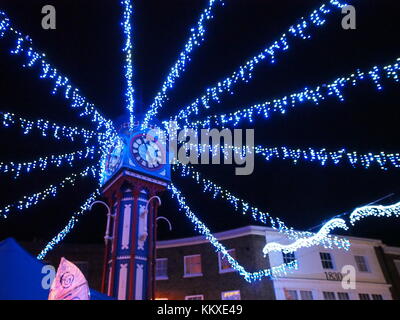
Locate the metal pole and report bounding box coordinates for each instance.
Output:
[145,196,161,300]
[90,200,112,244]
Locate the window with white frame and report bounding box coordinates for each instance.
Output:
[359,293,370,300]
[184,254,202,277]
[320,252,334,269]
[218,249,236,273]
[284,289,298,300]
[156,258,168,280]
[221,290,241,300]
[337,292,350,300]
[300,290,313,300]
[185,295,204,300]
[354,255,370,272]
[282,251,296,264]
[372,294,383,300]
[323,291,336,300]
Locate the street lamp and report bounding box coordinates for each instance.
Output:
[90,200,112,245]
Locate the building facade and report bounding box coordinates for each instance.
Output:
[155,226,276,300]
[376,245,400,300]
[19,225,400,300]
[265,230,392,300]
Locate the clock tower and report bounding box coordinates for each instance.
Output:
[100,122,170,300]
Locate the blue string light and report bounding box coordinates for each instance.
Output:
[0,146,98,179]
[0,111,101,143]
[173,162,350,251]
[142,0,226,129]
[37,189,100,260]
[170,0,349,124]
[254,146,400,170]
[0,11,117,146]
[179,143,400,170]
[0,165,99,219]
[182,58,400,129]
[121,0,135,128]
[168,182,299,282]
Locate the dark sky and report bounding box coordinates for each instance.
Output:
[0,0,399,249]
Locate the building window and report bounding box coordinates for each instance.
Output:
[300,290,313,300]
[320,252,334,269]
[359,293,371,300]
[218,249,236,273]
[354,255,370,272]
[372,294,383,300]
[156,258,168,280]
[221,290,241,300]
[337,292,350,300]
[284,289,298,300]
[185,295,204,300]
[282,252,296,264]
[323,292,336,300]
[184,254,202,277]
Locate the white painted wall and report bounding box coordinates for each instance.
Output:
[265,231,392,300]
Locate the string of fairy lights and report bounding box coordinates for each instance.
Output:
[121,0,135,128]
[179,142,400,170]
[180,57,400,129]
[141,0,226,129]
[0,112,101,143]
[171,0,349,124]
[0,10,117,148]
[173,162,400,258]
[0,145,98,179]
[266,200,400,256]
[173,162,351,250]
[168,182,299,282]
[0,165,100,219]
[350,201,400,225]
[262,218,349,255]
[36,189,100,260]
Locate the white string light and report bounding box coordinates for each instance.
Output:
[350,201,400,225]
[262,218,349,255]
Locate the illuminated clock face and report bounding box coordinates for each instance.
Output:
[131,133,165,170]
[105,141,124,175]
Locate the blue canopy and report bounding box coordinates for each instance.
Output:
[0,238,112,300]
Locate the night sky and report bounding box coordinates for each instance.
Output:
[0,0,399,248]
